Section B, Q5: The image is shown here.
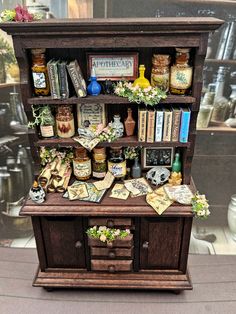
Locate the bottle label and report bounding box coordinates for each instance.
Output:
[92,171,106,179]
[40,125,54,137]
[32,72,46,88]
[170,66,192,90]
[73,160,91,178]
[108,161,126,178]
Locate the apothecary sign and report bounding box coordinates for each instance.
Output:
[87,53,139,81]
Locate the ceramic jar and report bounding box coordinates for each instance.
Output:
[124,108,135,136]
[227,194,236,241]
[56,105,75,138]
[111,114,124,138]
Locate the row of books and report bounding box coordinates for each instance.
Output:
[47,59,87,99]
[138,107,191,143]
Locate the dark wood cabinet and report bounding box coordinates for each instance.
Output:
[140,217,184,270]
[1,17,223,292]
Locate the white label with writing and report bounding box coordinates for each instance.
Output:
[32,72,46,88]
[108,161,126,178]
[73,160,91,178]
[40,125,54,138]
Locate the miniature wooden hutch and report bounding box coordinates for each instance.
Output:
[1,17,223,292]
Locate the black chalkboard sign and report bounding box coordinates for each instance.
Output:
[142,147,174,169]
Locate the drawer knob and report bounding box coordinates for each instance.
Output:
[107,242,113,248]
[108,265,115,273]
[108,250,116,258]
[142,241,149,249]
[75,241,82,249]
[107,219,114,228]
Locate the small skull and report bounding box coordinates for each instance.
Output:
[146,167,170,186]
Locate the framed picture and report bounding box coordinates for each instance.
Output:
[77,103,106,128]
[141,147,174,169]
[87,52,139,81]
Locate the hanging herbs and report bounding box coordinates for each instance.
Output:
[39,147,74,166]
[28,105,54,129]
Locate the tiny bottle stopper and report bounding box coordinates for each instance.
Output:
[91,67,96,77]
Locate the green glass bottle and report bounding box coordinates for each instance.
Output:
[172,153,181,172]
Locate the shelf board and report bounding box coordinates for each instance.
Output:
[27,94,196,106]
[205,59,236,66]
[21,181,195,217]
[0,82,20,89]
[34,136,191,148]
[197,126,236,134]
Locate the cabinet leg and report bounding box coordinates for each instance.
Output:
[43,287,54,292]
[172,290,182,295]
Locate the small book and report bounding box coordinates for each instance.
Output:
[57,60,69,99]
[179,108,191,143]
[155,109,164,142]
[162,108,173,142]
[67,60,87,98]
[47,59,60,99]
[138,108,147,142]
[171,107,181,142]
[146,109,155,143]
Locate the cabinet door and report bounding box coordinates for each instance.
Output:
[140,217,184,270]
[41,217,86,269]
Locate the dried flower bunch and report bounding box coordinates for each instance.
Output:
[114,81,167,106]
[191,192,210,219]
[0,5,42,22]
[124,146,141,160]
[39,147,73,166]
[86,226,130,244]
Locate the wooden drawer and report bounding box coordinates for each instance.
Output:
[88,234,133,248]
[88,218,132,228]
[91,259,132,272]
[90,247,133,258]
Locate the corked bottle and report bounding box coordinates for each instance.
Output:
[31,48,50,96]
[73,147,91,181]
[151,54,170,92]
[92,147,107,179]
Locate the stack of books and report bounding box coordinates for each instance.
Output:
[138,107,191,143]
[47,59,87,99]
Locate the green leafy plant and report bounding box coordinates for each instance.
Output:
[28,105,54,128]
[114,81,167,106]
[0,36,16,65]
[86,226,130,244]
[39,147,73,166]
[191,192,210,219]
[124,146,141,160]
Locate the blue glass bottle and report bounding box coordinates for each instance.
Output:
[87,67,101,96]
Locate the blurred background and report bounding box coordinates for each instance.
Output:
[0,0,235,253]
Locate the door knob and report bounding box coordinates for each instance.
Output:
[142,241,149,249]
[108,250,116,258]
[75,240,82,249]
[108,265,115,273]
[107,219,114,228]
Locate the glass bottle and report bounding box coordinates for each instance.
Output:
[170,48,193,95]
[56,105,75,138]
[172,152,181,173]
[227,194,236,241]
[111,114,124,138]
[197,83,215,128]
[124,108,135,136]
[73,147,91,181]
[92,147,107,179]
[211,67,228,123]
[9,92,27,125]
[225,84,236,127]
[131,157,141,178]
[151,54,170,92]
[87,67,101,96]
[108,147,126,179]
[133,64,151,88]
[39,105,56,138]
[31,48,50,96]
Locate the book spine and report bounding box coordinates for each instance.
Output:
[67,60,87,98]
[138,109,147,142]
[179,110,191,143]
[146,110,155,143]
[47,61,60,99]
[162,110,172,141]
[155,111,164,142]
[58,62,69,99]
[171,110,181,142]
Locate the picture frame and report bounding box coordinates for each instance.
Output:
[141,147,174,169]
[87,52,139,81]
[77,103,106,128]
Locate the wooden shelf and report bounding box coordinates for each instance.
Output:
[0,82,20,89]
[34,136,191,148]
[205,59,236,66]
[27,94,196,106]
[22,181,195,217]
[197,126,236,134]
